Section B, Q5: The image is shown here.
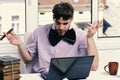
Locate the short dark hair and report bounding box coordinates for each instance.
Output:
[52,2,74,20]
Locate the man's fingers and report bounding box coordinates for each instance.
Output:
[87,20,102,30]
[3,32,12,40]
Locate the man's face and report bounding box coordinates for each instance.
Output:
[53,17,73,35]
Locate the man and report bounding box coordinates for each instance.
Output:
[4,2,101,75]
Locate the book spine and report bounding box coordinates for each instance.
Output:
[0,64,20,72]
[0,73,21,80]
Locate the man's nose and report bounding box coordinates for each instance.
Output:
[59,24,64,29]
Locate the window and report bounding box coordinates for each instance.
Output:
[98,0,120,38]
[0,0,38,74]
[38,0,92,30]
[0,0,38,52]
[97,0,120,49]
[0,0,100,53]
[0,0,25,37]
[12,16,19,21]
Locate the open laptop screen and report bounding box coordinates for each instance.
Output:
[42,56,94,80]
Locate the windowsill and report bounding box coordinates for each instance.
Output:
[96,37,120,50]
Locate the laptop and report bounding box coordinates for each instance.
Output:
[41,56,94,80]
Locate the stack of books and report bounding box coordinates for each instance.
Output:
[0,56,21,80]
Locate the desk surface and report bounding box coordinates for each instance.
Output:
[20,70,120,80]
[20,73,43,80]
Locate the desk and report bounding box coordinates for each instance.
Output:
[20,70,120,80]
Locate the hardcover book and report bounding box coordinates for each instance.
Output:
[0,73,20,80]
[0,56,20,66]
[0,64,20,73]
[0,56,21,80]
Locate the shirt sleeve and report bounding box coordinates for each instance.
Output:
[25,31,38,57]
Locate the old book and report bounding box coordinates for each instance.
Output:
[0,56,20,66]
[0,64,20,73]
[0,56,21,80]
[0,70,20,75]
[0,73,20,80]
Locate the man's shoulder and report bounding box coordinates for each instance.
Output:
[34,23,53,32]
[38,23,53,29]
[72,26,86,34]
[72,26,87,40]
[31,24,53,39]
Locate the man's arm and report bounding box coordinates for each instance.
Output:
[17,43,34,64]
[87,37,99,71]
[4,32,33,64]
[87,20,102,71]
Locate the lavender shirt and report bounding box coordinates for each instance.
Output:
[25,23,87,74]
